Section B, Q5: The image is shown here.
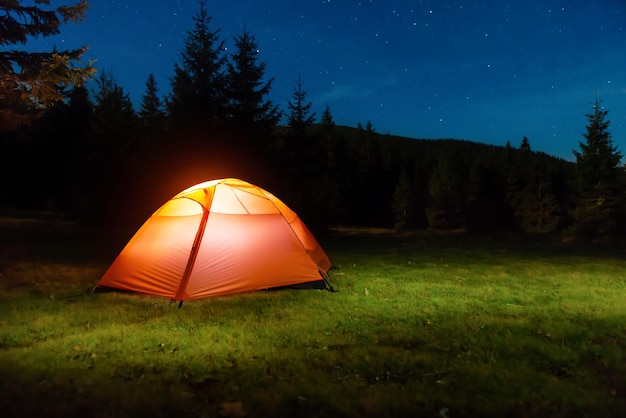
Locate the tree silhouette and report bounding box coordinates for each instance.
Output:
[286,73,315,136]
[573,97,622,191]
[0,0,95,130]
[139,73,166,145]
[85,70,138,225]
[91,69,136,152]
[520,135,531,152]
[226,27,281,137]
[140,74,165,119]
[318,105,352,225]
[572,96,625,240]
[320,105,334,130]
[168,0,227,128]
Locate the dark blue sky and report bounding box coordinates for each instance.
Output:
[32,0,625,160]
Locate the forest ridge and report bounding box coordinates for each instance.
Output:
[0,1,624,242]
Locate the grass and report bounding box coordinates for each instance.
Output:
[0,215,625,417]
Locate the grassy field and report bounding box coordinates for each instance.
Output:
[0,214,625,417]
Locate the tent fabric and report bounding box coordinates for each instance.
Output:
[95,178,332,300]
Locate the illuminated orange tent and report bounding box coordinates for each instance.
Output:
[94,178,332,301]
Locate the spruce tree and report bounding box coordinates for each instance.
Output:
[572,97,624,240]
[358,121,386,223]
[506,137,535,230]
[318,104,336,176]
[227,28,281,135]
[320,105,334,135]
[278,74,319,224]
[139,73,166,143]
[88,70,138,225]
[317,105,352,224]
[286,73,315,136]
[140,74,165,120]
[0,0,95,129]
[91,70,136,154]
[168,0,227,128]
[358,121,380,174]
[573,97,622,190]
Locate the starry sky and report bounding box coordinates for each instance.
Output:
[29,0,626,160]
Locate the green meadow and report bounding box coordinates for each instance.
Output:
[0,216,625,417]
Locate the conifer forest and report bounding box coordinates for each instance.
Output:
[1,1,624,242]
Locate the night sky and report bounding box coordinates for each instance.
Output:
[31,0,625,160]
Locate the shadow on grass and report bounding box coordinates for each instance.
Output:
[0,308,624,418]
[0,211,137,267]
[320,228,626,268]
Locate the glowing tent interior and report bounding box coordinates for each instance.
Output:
[93,178,333,301]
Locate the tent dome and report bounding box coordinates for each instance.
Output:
[95,178,332,300]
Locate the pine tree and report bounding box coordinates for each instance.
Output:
[318,105,336,170]
[139,73,166,143]
[226,28,281,134]
[86,70,138,224]
[318,104,337,178]
[320,105,334,135]
[505,137,533,228]
[520,135,531,152]
[276,74,319,224]
[91,70,136,154]
[286,73,315,136]
[572,96,624,240]
[317,105,351,224]
[573,97,622,191]
[0,0,95,129]
[140,74,165,120]
[167,0,227,127]
[358,121,380,173]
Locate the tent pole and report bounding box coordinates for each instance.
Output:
[174,201,210,302]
